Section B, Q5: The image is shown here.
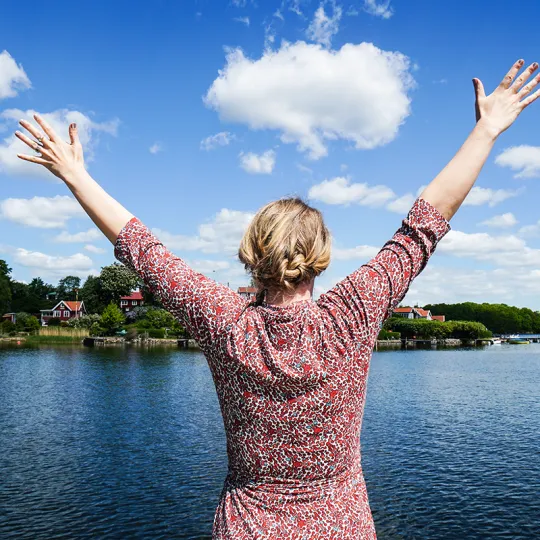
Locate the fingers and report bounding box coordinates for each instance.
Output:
[520,88,540,109]
[33,113,59,142]
[16,153,51,165]
[500,59,524,89]
[473,78,486,99]
[69,123,80,146]
[512,62,539,93]
[15,130,52,158]
[18,119,50,148]
[519,74,540,99]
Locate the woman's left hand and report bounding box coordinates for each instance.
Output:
[474,59,540,139]
[15,114,86,182]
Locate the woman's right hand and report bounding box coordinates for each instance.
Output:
[474,59,540,139]
[15,114,86,183]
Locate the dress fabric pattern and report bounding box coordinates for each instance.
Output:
[114,198,450,539]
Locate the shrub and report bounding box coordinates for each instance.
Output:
[89,322,106,337]
[68,314,101,329]
[378,329,400,340]
[100,303,126,335]
[1,320,16,334]
[148,328,165,339]
[47,317,62,327]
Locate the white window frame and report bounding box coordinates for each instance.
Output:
[64,310,70,317]
[120,300,128,306]
[54,310,61,317]
[132,300,137,306]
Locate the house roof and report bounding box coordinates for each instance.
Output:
[238,286,258,294]
[432,315,445,322]
[120,291,143,301]
[416,308,431,317]
[394,307,413,313]
[44,300,85,312]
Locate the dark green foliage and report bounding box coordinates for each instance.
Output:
[56,276,81,300]
[15,313,40,332]
[425,302,540,334]
[148,328,165,339]
[1,320,15,334]
[100,303,126,334]
[385,317,491,340]
[47,317,62,326]
[378,329,401,340]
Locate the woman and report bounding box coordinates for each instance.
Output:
[15,60,539,538]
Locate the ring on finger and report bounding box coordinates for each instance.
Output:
[34,143,42,153]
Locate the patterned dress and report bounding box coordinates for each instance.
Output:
[114,198,450,539]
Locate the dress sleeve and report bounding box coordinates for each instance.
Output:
[114,217,244,350]
[317,198,450,338]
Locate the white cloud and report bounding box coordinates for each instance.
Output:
[149,142,163,154]
[462,186,522,207]
[407,265,540,308]
[54,228,102,243]
[438,229,540,267]
[332,244,379,260]
[296,163,313,174]
[234,16,250,26]
[518,220,540,238]
[0,195,85,228]
[308,176,395,206]
[204,41,414,159]
[152,208,255,254]
[84,244,106,254]
[0,51,31,99]
[13,248,96,278]
[239,150,276,174]
[200,131,235,150]
[363,0,393,19]
[480,213,517,228]
[306,4,342,47]
[386,193,416,214]
[0,108,118,178]
[495,145,540,178]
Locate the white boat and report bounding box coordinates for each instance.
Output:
[491,338,502,345]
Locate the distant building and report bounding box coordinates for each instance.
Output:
[432,315,446,322]
[393,306,436,320]
[119,291,144,313]
[237,286,258,303]
[2,313,17,324]
[40,301,86,326]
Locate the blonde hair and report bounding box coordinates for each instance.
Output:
[238,197,331,293]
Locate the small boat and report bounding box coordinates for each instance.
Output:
[491,338,502,345]
[508,339,530,345]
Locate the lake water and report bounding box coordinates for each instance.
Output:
[0,344,539,539]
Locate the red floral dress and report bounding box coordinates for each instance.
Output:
[115,198,450,539]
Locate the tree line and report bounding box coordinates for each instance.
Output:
[424,302,540,335]
[384,318,492,340]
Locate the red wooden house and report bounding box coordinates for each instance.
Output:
[237,286,258,302]
[119,291,144,313]
[40,301,86,326]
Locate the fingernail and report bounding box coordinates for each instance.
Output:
[518,59,524,65]
[533,62,538,68]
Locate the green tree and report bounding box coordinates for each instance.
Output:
[80,275,106,313]
[100,302,125,334]
[0,259,12,314]
[99,263,139,305]
[56,276,81,299]
[15,313,40,332]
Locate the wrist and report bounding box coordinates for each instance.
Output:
[62,165,91,187]
[473,120,500,143]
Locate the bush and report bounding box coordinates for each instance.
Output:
[100,303,125,335]
[147,328,165,339]
[14,313,40,333]
[378,329,400,340]
[385,317,491,340]
[1,320,16,334]
[47,317,62,326]
[89,322,106,337]
[125,328,139,341]
[68,314,101,329]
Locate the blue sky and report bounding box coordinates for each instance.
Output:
[1,0,540,308]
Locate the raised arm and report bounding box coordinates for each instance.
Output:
[320,59,540,337]
[15,117,244,349]
[421,59,540,220]
[16,118,132,243]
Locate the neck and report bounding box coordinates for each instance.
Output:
[263,279,314,306]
